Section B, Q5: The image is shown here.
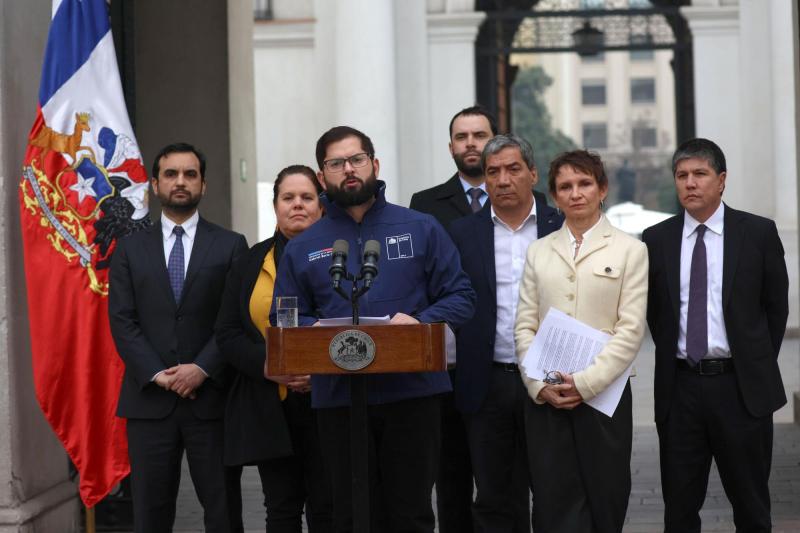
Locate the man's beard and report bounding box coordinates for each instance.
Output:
[453,151,483,179]
[325,172,378,207]
[159,190,202,213]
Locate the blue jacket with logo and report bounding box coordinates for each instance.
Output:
[273,182,476,408]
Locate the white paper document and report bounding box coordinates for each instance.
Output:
[318,316,391,326]
[520,308,632,417]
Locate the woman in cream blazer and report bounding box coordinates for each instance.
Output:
[514,150,647,533]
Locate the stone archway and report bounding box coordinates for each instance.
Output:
[474,0,694,142]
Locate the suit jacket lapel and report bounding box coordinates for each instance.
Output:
[573,215,612,266]
[475,209,497,300]
[722,204,741,309]
[665,213,684,321]
[551,227,575,271]
[146,222,176,307]
[439,174,472,217]
[181,217,216,307]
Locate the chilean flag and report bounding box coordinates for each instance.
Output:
[19,0,148,507]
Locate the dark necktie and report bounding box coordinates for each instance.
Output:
[168,226,185,303]
[686,224,708,366]
[468,187,483,213]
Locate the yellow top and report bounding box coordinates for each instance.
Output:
[248,245,287,400]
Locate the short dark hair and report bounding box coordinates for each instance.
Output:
[315,126,375,169]
[548,150,608,195]
[448,105,499,138]
[671,138,727,175]
[273,164,323,205]
[481,134,535,171]
[151,142,206,180]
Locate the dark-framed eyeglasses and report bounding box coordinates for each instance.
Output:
[322,152,372,173]
[543,370,564,385]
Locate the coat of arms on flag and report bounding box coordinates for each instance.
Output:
[19,0,148,507]
[22,115,150,292]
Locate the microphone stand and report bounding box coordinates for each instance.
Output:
[332,266,372,533]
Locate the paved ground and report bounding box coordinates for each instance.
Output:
[138,334,800,532]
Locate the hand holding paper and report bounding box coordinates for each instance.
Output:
[521,308,632,417]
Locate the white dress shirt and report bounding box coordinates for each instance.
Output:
[677,203,730,359]
[566,216,603,259]
[161,211,199,278]
[493,203,538,364]
[154,210,206,380]
[459,176,488,208]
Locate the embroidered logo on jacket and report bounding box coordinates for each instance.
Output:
[386,234,414,259]
[308,247,333,262]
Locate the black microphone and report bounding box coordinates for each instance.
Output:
[329,239,349,288]
[361,239,380,287]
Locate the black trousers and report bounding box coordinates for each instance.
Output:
[316,394,442,533]
[436,372,474,533]
[657,367,773,533]
[227,391,332,533]
[524,381,632,533]
[127,399,229,533]
[463,366,531,533]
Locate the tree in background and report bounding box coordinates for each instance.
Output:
[511,65,577,192]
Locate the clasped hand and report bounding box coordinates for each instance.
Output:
[155,364,207,399]
[267,374,312,393]
[537,373,583,409]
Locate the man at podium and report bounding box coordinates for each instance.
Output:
[273,126,476,532]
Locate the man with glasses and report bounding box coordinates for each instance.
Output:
[273,126,476,532]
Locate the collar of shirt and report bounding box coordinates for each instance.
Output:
[683,202,724,239]
[161,211,199,243]
[459,176,487,207]
[458,176,486,195]
[566,214,603,247]
[490,201,538,232]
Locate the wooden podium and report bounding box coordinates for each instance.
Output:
[266,323,447,375]
[265,323,447,533]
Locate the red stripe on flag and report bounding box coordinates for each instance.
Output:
[21,111,132,505]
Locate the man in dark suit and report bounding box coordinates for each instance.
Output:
[110,142,247,533]
[410,105,496,225]
[450,134,561,531]
[642,138,788,533]
[409,105,496,533]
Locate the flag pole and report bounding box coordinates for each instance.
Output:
[85,505,96,533]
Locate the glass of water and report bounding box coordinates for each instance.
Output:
[276,296,298,328]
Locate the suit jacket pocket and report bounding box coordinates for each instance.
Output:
[592,265,622,279]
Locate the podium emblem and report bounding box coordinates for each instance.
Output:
[329,329,376,371]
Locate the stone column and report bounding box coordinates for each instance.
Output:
[427,7,486,184]
[767,0,799,231]
[326,0,400,203]
[681,1,743,204]
[394,0,432,205]
[0,0,80,530]
[228,0,260,244]
[254,17,316,238]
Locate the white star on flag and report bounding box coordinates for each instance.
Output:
[69,173,97,204]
